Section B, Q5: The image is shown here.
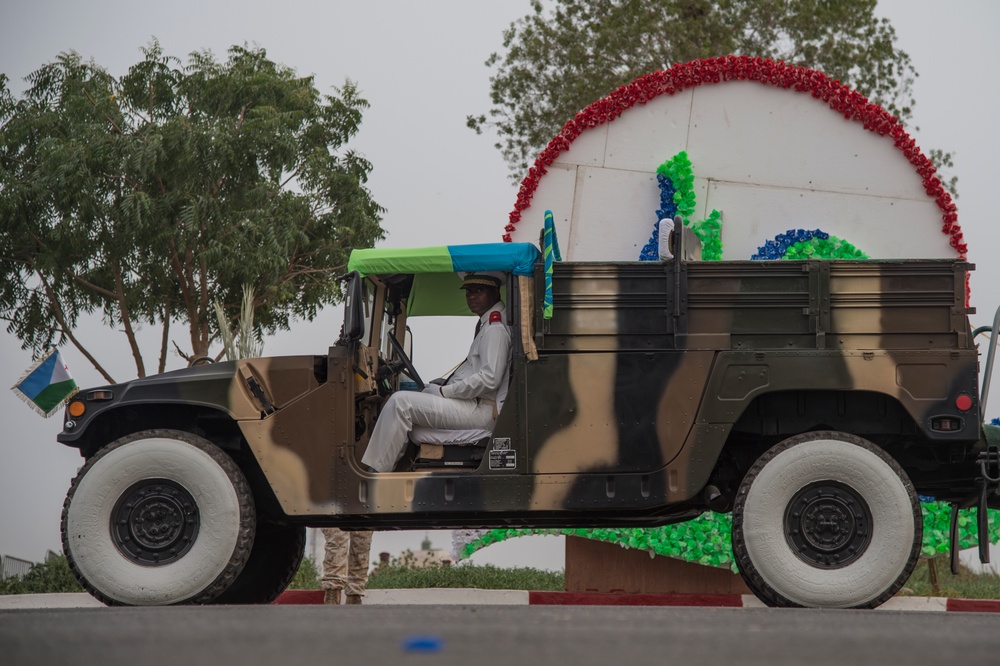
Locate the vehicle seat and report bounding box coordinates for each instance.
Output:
[409,427,492,468]
[406,319,513,469]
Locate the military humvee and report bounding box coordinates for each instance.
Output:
[57,223,1000,608]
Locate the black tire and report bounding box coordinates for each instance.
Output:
[61,429,255,606]
[210,521,306,604]
[732,431,921,609]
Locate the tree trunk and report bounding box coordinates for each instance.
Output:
[927,558,940,595]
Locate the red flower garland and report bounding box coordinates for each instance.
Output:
[502,55,965,261]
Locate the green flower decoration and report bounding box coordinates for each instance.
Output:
[783,236,868,260]
[459,504,1000,572]
[656,152,723,261]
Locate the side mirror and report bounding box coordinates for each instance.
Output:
[342,271,365,343]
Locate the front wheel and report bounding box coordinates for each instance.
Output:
[732,431,921,608]
[209,521,305,604]
[61,429,255,605]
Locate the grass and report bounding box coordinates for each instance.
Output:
[6,553,999,600]
[367,562,564,591]
[288,552,565,590]
[0,550,563,595]
[898,559,1000,599]
[285,549,564,591]
[367,549,563,590]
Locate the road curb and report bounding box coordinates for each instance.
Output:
[271,589,1000,612]
[0,593,105,609]
[274,588,530,605]
[527,591,744,607]
[3,590,999,611]
[946,598,1000,613]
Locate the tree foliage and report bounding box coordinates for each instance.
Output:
[0,43,384,382]
[469,0,926,182]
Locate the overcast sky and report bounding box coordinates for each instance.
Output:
[1,0,998,571]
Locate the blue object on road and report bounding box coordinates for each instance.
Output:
[402,635,444,653]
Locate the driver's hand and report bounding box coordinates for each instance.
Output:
[429,378,446,386]
[422,384,444,396]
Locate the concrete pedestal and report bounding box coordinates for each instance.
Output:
[564,536,750,595]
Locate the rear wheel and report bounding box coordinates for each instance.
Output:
[61,429,255,605]
[210,521,305,604]
[732,431,921,608]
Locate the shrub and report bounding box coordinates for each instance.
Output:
[287,555,321,590]
[0,555,83,595]
[368,551,563,590]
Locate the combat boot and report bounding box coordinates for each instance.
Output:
[324,589,342,605]
[345,594,363,605]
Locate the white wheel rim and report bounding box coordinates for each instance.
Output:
[741,438,915,607]
[65,437,242,605]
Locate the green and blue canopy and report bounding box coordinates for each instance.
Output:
[348,243,541,317]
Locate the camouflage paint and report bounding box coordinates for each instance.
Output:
[59,256,988,525]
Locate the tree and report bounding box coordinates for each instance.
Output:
[212,286,264,363]
[0,42,384,383]
[469,0,949,188]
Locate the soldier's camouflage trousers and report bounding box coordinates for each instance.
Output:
[321,528,374,596]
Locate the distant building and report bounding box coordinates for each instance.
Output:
[305,528,324,566]
[1,554,33,580]
[375,534,452,569]
[411,534,453,568]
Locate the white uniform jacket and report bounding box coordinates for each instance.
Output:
[440,302,511,410]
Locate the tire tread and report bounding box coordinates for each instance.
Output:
[61,429,255,606]
[731,430,922,609]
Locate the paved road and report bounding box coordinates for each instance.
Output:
[2,605,998,666]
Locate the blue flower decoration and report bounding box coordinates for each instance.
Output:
[639,174,678,261]
[751,229,830,260]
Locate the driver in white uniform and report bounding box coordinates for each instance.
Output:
[361,272,511,472]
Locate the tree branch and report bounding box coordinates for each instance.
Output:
[81,86,126,136]
[113,266,146,378]
[278,166,302,190]
[167,237,195,314]
[38,273,116,384]
[238,103,248,129]
[70,273,118,300]
[171,339,191,362]
[100,171,141,190]
[196,243,210,356]
[167,236,202,360]
[213,104,248,196]
[280,264,348,279]
[158,301,170,374]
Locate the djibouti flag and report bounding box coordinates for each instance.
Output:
[11,348,79,418]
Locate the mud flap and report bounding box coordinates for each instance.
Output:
[978,445,1000,564]
[952,444,1000,573]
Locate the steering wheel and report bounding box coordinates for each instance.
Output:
[387,331,425,391]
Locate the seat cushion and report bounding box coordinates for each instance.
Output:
[410,426,493,446]
[413,440,489,468]
[411,428,492,468]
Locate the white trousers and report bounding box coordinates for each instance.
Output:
[361,391,496,472]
